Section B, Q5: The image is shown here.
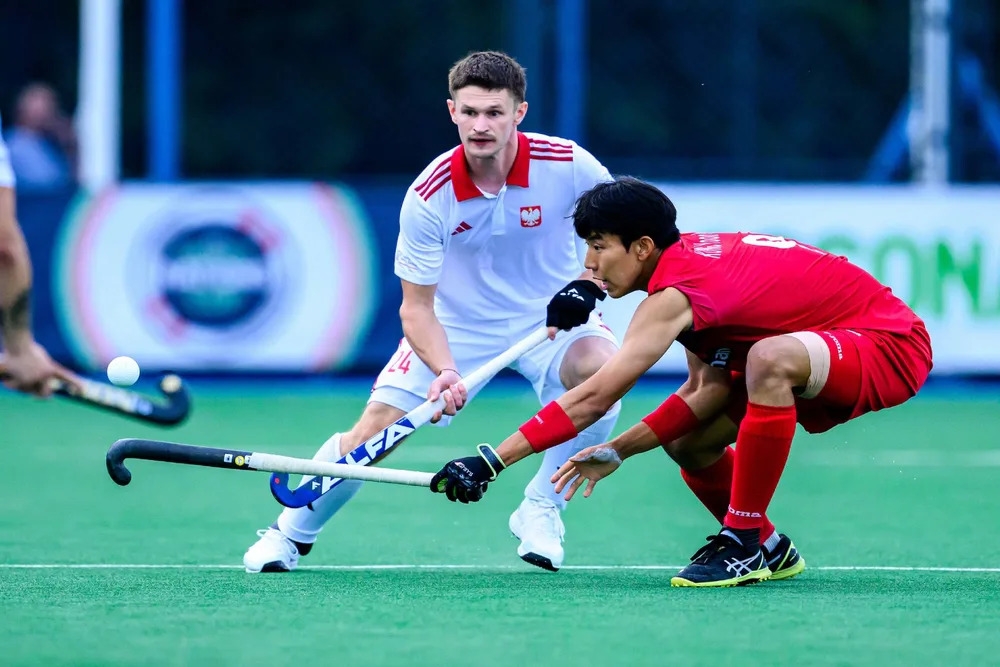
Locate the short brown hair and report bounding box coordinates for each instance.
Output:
[448,51,527,103]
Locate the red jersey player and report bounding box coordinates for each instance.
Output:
[429,176,933,588]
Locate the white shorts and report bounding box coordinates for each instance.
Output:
[369,313,619,419]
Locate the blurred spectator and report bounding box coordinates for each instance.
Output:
[4,83,77,190]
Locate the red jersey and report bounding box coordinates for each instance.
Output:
[648,232,922,372]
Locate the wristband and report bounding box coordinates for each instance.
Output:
[437,368,460,376]
[641,394,700,445]
[519,401,578,453]
[476,443,506,479]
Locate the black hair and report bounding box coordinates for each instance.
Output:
[572,177,679,250]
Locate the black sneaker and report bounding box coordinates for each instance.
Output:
[670,531,772,587]
[762,533,805,581]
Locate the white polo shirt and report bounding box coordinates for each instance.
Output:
[0,113,14,188]
[395,131,612,332]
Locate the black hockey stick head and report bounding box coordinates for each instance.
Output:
[60,373,192,426]
[107,438,255,487]
[106,439,136,486]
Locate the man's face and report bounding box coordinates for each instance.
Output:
[584,233,646,298]
[447,86,527,160]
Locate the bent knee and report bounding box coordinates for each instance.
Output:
[559,338,616,389]
[561,357,606,388]
[746,337,810,387]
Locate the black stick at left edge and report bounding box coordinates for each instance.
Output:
[106,439,256,486]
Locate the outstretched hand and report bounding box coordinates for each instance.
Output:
[551,444,623,500]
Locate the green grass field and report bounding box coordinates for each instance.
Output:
[2,378,999,666]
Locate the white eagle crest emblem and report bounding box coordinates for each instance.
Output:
[520,206,542,228]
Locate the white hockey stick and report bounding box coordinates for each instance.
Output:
[106,439,435,487]
[269,327,551,506]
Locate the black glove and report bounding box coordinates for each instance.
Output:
[430,444,506,503]
[546,280,606,331]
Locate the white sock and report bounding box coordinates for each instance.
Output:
[275,433,364,545]
[763,528,781,553]
[523,402,621,511]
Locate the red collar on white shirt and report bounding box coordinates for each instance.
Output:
[450,131,531,202]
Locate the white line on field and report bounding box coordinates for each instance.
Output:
[0,564,998,572]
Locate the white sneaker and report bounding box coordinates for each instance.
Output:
[508,498,565,571]
[243,528,300,573]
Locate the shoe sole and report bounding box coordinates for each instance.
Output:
[519,550,559,572]
[244,560,294,574]
[670,570,772,588]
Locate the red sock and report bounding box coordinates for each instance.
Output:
[681,447,776,540]
[724,402,796,532]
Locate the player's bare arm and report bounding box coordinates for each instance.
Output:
[0,186,77,396]
[674,349,733,417]
[430,287,693,502]
[0,187,32,353]
[398,279,466,419]
[551,349,732,500]
[506,288,692,463]
[398,279,457,375]
[609,351,731,457]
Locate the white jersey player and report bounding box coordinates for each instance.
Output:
[244,51,621,573]
[0,112,80,395]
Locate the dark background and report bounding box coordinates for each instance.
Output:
[2,0,997,183]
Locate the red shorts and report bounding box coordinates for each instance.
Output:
[726,322,933,434]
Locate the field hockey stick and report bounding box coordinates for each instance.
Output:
[106,438,433,488]
[1,366,191,426]
[269,326,550,508]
